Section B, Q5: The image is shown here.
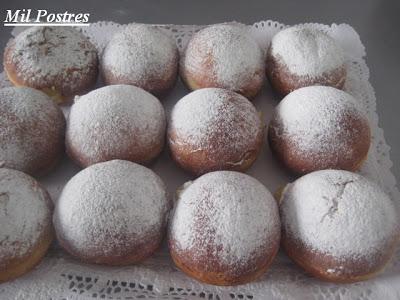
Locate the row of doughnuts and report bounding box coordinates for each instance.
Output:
[4,23,346,103]
[0,84,395,285]
[1,163,398,285]
[2,23,370,176]
[0,21,398,287]
[0,83,371,177]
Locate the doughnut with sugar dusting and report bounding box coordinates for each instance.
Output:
[0,86,65,176]
[169,171,280,285]
[66,85,166,168]
[180,24,265,99]
[266,25,346,96]
[279,169,399,283]
[268,86,370,174]
[0,168,53,283]
[168,88,264,176]
[101,24,179,97]
[4,26,98,104]
[53,160,170,265]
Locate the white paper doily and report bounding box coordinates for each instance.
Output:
[0,20,399,300]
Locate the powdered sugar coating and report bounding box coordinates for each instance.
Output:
[0,86,65,174]
[170,171,280,267]
[270,86,369,160]
[280,170,399,260]
[54,160,169,259]
[0,168,52,265]
[169,88,262,156]
[181,24,265,97]
[101,24,178,94]
[270,25,345,77]
[66,84,166,166]
[5,26,98,95]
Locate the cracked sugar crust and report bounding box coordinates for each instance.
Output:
[4,26,98,97]
[0,168,52,265]
[319,179,353,223]
[280,170,399,260]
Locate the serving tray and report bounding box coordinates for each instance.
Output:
[0,20,399,300]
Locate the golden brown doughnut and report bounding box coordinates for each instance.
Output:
[66,85,166,168]
[101,24,179,97]
[0,168,53,283]
[168,88,264,176]
[3,26,98,104]
[53,160,170,265]
[279,170,400,283]
[0,87,66,176]
[268,86,370,175]
[169,171,280,285]
[180,24,265,99]
[266,25,346,96]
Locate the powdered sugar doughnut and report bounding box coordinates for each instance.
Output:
[169,171,280,285]
[53,160,170,265]
[0,168,53,283]
[267,25,346,96]
[4,26,98,104]
[180,24,265,99]
[268,86,370,174]
[168,88,264,175]
[101,24,179,96]
[66,85,166,167]
[280,170,399,283]
[0,87,66,176]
